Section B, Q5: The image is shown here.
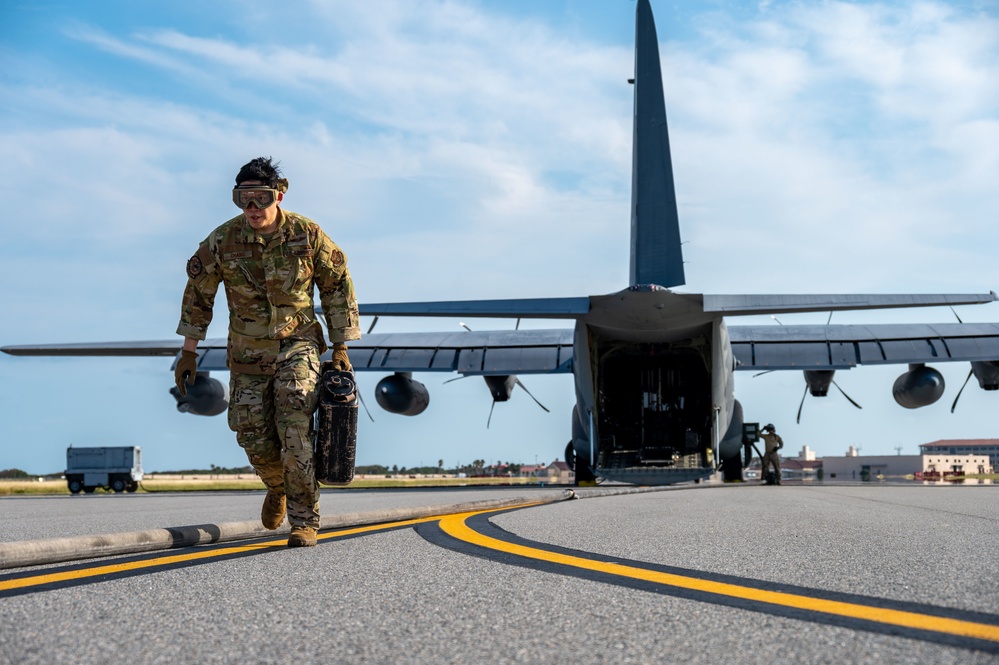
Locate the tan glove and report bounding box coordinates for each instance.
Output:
[174,350,199,396]
[332,344,352,371]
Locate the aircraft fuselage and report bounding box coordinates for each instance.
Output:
[571,288,741,484]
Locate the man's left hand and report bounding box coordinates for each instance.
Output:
[174,350,199,396]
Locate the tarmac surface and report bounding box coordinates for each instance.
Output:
[1,482,997,664]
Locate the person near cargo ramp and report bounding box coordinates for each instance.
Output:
[174,157,360,547]
[759,423,784,485]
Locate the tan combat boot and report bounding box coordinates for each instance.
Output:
[288,526,318,548]
[261,490,286,530]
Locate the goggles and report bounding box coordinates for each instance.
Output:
[232,187,280,210]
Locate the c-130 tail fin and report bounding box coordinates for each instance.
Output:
[630,0,685,289]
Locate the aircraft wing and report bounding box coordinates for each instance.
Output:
[0,340,184,357]
[2,329,576,376]
[729,322,999,370]
[341,329,574,375]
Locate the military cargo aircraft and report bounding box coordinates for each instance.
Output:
[4,0,999,485]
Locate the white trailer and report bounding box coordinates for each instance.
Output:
[65,446,143,494]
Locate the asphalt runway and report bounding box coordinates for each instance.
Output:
[1,483,997,664]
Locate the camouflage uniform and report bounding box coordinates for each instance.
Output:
[177,208,360,528]
[760,430,783,484]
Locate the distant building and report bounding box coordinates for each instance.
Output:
[822,441,995,481]
[921,454,992,478]
[793,446,817,461]
[822,451,921,481]
[547,461,573,484]
[744,455,823,481]
[518,464,546,478]
[780,457,822,481]
[517,461,573,483]
[919,440,999,472]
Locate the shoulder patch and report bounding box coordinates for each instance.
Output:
[187,254,203,279]
[329,249,344,266]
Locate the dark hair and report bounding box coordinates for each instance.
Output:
[235,157,282,188]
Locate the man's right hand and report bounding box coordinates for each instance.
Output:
[174,350,199,396]
[332,344,352,371]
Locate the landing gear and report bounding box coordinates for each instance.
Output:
[68,479,83,494]
[721,455,743,482]
[111,478,127,493]
[570,443,597,487]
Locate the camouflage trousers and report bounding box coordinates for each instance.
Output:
[228,339,321,528]
[762,451,781,482]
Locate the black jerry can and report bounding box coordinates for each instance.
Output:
[314,362,358,486]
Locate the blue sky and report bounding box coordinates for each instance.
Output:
[1,0,997,475]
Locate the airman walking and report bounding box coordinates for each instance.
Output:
[175,157,360,547]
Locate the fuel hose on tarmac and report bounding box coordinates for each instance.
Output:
[0,490,572,570]
[0,485,678,569]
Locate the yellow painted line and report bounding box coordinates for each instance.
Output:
[439,513,999,644]
[0,515,443,594]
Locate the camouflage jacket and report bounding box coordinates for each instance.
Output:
[761,431,784,455]
[177,209,361,375]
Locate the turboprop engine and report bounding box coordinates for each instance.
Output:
[804,370,834,396]
[375,372,430,415]
[892,364,945,409]
[971,360,999,390]
[484,375,516,401]
[792,370,861,423]
[950,360,999,412]
[169,372,228,416]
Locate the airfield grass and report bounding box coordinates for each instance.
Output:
[0,475,545,496]
[3,475,997,496]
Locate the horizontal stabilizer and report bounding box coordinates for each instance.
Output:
[704,293,997,316]
[355,297,590,319]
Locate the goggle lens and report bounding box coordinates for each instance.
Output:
[232,188,279,210]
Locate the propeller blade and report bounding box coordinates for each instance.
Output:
[487,400,496,428]
[443,375,470,385]
[949,306,964,324]
[514,378,550,413]
[459,322,473,332]
[366,316,380,335]
[796,384,808,424]
[826,311,833,325]
[832,381,863,410]
[950,368,974,413]
[753,370,775,378]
